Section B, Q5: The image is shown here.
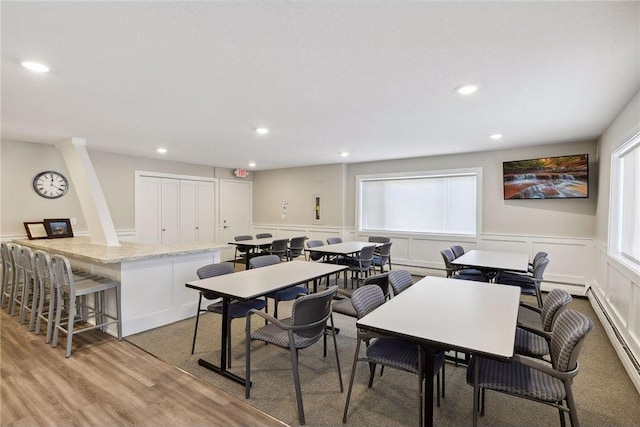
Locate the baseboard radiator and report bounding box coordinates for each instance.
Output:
[587,287,640,393]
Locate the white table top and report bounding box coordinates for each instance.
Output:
[357,276,520,359]
[228,237,287,247]
[451,249,530,273]
[185,260,346,300]
[304,241,379,255]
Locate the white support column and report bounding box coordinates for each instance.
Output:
[55,137,120,247]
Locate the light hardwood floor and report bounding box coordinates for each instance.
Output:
[0,310,287,427]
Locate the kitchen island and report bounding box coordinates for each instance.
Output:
[16,237,229,336]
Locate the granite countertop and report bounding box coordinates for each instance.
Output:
[15,237,230,264]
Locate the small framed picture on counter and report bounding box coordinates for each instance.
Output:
[43,218,74,239]
[23,221,49,240]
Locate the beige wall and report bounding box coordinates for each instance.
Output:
[595,89,640,243]
[0,139,246,237]
[253,140,598,238]
[343,140,598,237]
[252,163,345,226]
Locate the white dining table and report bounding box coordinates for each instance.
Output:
[185,260,347,386]
[356,276,521,427]
[451,249,530,274]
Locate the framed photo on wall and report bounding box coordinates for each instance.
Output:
[23,222,49,240]
[313,193,322,224]
[43,218,74,239]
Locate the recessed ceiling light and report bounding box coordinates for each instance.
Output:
[489,133,503,140]
[248,162,256,167]
[454,84,478,95]
[255,127,269,135]
[21,61,50,73]
[156,148,168,154]
[340,152,350,157]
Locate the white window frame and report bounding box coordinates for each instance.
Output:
[356,167,482,237]
[609,130,640,273]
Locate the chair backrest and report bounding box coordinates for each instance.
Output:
[270,239,289,259]
[234,235,253,253]
[249,254,281,269]
[440,249,456,278]
[356,245,376,269]
[362,272,390,299]
[532,257,549,280]
[34,250,54,295]
[376,242,392,259]
[10,244,24,281]
[1,242,11,269]
[450,245,465,259]
[197,262,235,279]
[50,254,74,295]
[351,284,386,319]
[540,288,572,331]
[255,233,272,239]
[388,270,413,295]
[21,246,36,284]
[326,237,343,245]
[290,286,337,337]
[368,236,390,244]
[532,251,548,265]
[306,240,324,261]
[549,309,593,372]
[289,236,307,259]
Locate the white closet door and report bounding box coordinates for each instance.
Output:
[196,181,216,242]
[135,176,162,244]
[161,179,180,244]
[180,180,198,242]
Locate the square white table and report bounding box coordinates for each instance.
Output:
[185,260,347,385]
[356,276,521,427]
[451,249,530,274]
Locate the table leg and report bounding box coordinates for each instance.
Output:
[197,297,248,386]
[422,346,434,427]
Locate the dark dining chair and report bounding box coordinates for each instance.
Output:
[288,236,307,260]
[346,245,376,288]
[332,272,390,317]
[372,242,392,273]
[245,286,342,425]
[497,256,550,308]
[269,238,290,261]
[249,255,309,318]
[467,309,593,427]
[190,262,267,364]
[233,235,253,267]
[342,284,445,425]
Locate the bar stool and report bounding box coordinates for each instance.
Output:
[19,246,39,330]
[51,254,122,357]
[34,250,57,342]
[8,243,24,316]
[0,242,14,308]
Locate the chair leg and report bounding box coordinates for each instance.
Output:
[28,280,39,331]
[329,314,343,392]
[367,362,377,388]
[191,294,204,354]
[65,295,76,357]
[342,338,362,423]
[115,285,122,341]
[290,346,306,425]
[565,384,579,427]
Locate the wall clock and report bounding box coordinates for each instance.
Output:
[33,171,69,199]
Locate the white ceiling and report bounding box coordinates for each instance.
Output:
[2,1,639,171]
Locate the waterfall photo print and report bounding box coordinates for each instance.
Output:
[503,154,589,199]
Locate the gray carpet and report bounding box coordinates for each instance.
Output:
[127,292,640,427]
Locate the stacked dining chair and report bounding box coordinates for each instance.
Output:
[288,236,307,260]
[342,284,446,425]
[190,262,266,364]
[249,254,309,318]
[233,235,253,267]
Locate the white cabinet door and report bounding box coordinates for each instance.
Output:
[180,180,198,242]
[160,179,180,244]
[196,181,216,242]
[135,176,162,244]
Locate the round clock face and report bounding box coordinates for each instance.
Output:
[33,171,69,199]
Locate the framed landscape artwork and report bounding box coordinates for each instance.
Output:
[43,218,74,238]
[503,154,589,200]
